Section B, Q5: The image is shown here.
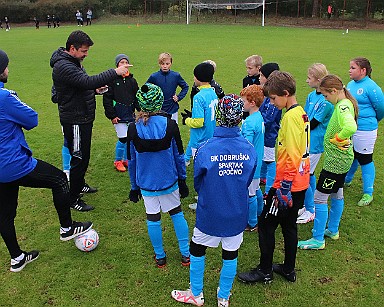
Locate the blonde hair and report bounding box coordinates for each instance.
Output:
[135,111,162,125]
[203,60,216,72]
[319,74,358,120]
[158,52,172,64]
[240,85,264,108]
[245,55,263,67]
[308,63,328,80]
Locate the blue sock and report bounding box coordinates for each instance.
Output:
[328,198,344,234]
[218,258,237,300]
[361,162,375,196]
[62,145,71,171]
[312,203,328,241]
[260,160,267,180]
[256,188,264,217]
[190,255,205,296]
[185,144,192,163]
[115,140,125,162]
[304,175,316,214]
[247,195,257,228]
[146,220,165,259]
[345,159,359,184]
[265,161,276,194]
[170,212,190,257]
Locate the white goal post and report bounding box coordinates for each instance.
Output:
[186,0,266,26]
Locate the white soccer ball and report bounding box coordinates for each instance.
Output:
[74,229,99,252]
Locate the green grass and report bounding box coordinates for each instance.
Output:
[1,23,384,306]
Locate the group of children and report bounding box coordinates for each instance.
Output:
[71,51,382,306]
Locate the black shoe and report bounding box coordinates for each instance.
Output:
[154,255,167,268]
[10,250,39,272]
[181,255,190,267]
[81,183,98,194]
[272,264,296,282]
[60,221,93,241]
[238,267,273,284]
[70,199,94,212]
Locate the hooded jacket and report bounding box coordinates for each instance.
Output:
[50,47,118,124]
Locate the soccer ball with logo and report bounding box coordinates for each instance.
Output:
[74,229,99,252]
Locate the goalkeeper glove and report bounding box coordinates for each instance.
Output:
[181,109,192,125]
[275,180,293,208]
[178,179,189,198]
[330,133,351,150]
[129,189,142,203]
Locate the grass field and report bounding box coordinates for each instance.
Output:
[0,23,384,306]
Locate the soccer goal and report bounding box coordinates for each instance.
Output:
[186,0,266,25]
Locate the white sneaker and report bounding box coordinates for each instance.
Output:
[297,207,306,217]
[189,203,197,210]
[171,289,204,306]
[218,297,229,307]
[297,210,315,224]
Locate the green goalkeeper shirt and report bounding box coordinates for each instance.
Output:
[323,98,357,174]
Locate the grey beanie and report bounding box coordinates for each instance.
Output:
[115,54,130,67]
[0,50,9,74]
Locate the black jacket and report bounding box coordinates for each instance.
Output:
[102,74,139,123]
[50,47,118,124]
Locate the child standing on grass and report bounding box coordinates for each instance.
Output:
[238,71,309,284]
[258,63,282,192]
[182,62,218,171]
[344,57,384,206]
[127,83,190,268]
[298,75,357,250]
[242,55,263,119]
[147,52,189,123]
[240,85,265,232]
[171,94,256,307]
[103,54,139,172]
[297,63,334,224]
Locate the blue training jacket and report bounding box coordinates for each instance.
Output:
[0,83,38,183]
[147,70,189,115]
[347,76,384,131]
[259,97,282,148]
[128,114,186,195]
[194,126,256,237]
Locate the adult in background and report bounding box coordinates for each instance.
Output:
[50,30,130,211]
[86,8,93,26]
[76,10,83,26]
[344,57,384,206]
[0,49,93,273]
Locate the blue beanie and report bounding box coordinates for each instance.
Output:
[0,50,9,74]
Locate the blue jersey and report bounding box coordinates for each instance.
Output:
[241,111,264,178]
[0,83,38,183]
[189,87,218,149]
[194,126,256,237]
[347,76,384,131]
[304,90,334,154]
[259,97,282,148]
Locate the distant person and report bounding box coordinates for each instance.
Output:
[128,83,190,268]
[172,94,256,307]
[344,57,384,206]
[86,9,93,26]
[103,54,139,172]
[5,17,10,31]
[0,19,2,29]
[0,49,93,273]
[238,71,310,284]
[50,30,130,211]
[243,54,263,119]
[52,14,57,28]
[327,4,333,18]
[33,17,39,29]
[146,52,189,123]
[76,10,83,26]
[56,15,61,27]
[298,75,358,250]
[47,15,51,28]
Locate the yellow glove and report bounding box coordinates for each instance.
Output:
[330,133,351,150]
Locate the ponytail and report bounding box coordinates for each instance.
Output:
[343,88,359,121]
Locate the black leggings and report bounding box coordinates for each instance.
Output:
[0,159,72,258]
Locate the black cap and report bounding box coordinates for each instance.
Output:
[260,63,279,79]
[194,62,214,82]
[0,50,9,74]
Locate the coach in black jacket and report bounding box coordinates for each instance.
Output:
[50,30,129,211]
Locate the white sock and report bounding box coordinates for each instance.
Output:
[61,227,71,232]
[14,253,25,262]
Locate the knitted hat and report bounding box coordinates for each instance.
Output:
[194,62,214,82]
[0,50,9,74]
[216,94,244,128]
[260,63,280,78]
[136,83,164,112]
[115,54,130,67]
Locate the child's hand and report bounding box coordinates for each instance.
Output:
[181,109,192,125]
[111,117,120,124]
[330,133,351,150]
[173,94,179,102]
